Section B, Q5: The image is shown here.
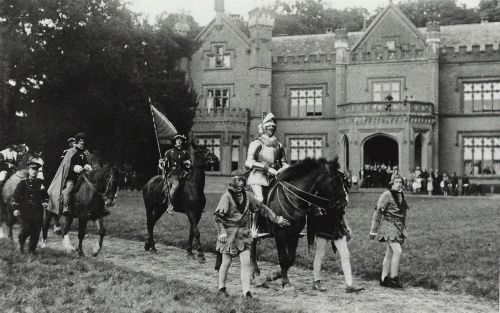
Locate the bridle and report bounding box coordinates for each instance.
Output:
[275,163,348,221]
[81,168,118,204]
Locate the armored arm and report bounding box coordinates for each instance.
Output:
[245,140,269,172]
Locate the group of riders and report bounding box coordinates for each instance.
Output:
[2,111,409,299]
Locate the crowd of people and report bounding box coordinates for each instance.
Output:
[352,163,475,196]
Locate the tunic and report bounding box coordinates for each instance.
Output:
[12,178,48,221]
[214,188,282,255]
[164,147,191,176]
[370,190,409,244]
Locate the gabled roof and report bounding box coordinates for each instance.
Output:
[422,22,500,47]
[351,3,426,52]
[195,13,251,48]
[271,32,363,56]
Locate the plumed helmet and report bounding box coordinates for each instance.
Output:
[262,112,277,128]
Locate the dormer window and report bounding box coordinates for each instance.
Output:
[208,45,231,69]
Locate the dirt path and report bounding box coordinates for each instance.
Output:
[40,234,496,313]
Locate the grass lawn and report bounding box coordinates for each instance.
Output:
[0,240,303,313]
[98,191,498,300]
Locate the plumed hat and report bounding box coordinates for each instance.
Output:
[74,133,87,142]
[172,134,187,141]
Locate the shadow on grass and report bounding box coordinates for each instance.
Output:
[0,239,303,313]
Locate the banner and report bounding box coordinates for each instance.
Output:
[150,104,177,144]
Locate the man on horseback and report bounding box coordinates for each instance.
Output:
[160,134,191,215]
[50,133,93,216]
[0,144,18,185]
[245,112,289,236]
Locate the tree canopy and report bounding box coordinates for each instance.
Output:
[272,0,493,36]
[0,0,199,181]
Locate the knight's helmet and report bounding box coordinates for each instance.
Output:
[262,112,276,128]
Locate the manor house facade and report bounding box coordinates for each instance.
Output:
[187,0,500,185]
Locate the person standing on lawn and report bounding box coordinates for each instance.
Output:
[369,174,409,289]
[12,161,48,254]
[214,169,290,298]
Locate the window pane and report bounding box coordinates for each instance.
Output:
[474,138,482,146]
[473,147,482,160]
[463,83,472,92]
[473,83,482,91]
[373,92,382,101]
[391,82,399,91]
[484,148,493,160]
[493,91,500,111]
[223,55,230,67]
[464,147,473,160]
[373,83,381,92]
[383,83,391,91]
[464,138,473,146]
[483,83,492,92]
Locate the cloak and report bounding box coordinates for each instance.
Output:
[47,148,91,214]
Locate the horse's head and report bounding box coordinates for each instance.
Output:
[191,142,219,170]
[103,165,121,207]
[314,158,349,211]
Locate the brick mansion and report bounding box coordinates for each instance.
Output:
[184,0,500,185]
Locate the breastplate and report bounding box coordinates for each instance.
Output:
[258,144,280,166]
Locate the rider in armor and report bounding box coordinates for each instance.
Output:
[245,113,289,237]
[245,113,289,202]
[160,134,191,215]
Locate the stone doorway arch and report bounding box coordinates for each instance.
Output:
[363,134,399,168]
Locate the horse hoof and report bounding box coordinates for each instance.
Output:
[144,242,151,251]
[187,252,195,260]
[253,276,268,288]
[266,269,282,282]
[282,283,297,297]
[197,254,206,264]
[40,240,47,248]
[77,251,85,258]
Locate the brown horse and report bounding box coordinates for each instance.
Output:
[59,165,120,257]
[142,142,218,262]
[250,158,348,292]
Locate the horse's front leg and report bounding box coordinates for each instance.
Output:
[77,217,87,257]
[62,215,76,252]
[7,208,15,240]
[195,213,205,263]
[93,217,105,257]
[186,212,204,263]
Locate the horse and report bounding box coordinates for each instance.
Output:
[250,158,348,292]
[0,144,32,239]
[58,165,120,257]
[142,142,218,263]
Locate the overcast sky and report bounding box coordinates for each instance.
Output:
[125,0,482,26]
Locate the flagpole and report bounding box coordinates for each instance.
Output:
[148,97,162,159]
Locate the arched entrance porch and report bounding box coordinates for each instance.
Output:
[363,135,399,168]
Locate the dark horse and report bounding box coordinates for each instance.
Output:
[251,158,348,291]
[59,165,120,257]
[142,142,218,262]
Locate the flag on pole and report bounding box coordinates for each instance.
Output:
[150,104,177,144]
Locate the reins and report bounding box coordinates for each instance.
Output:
[273,164,340,220]
[81,169,117,201]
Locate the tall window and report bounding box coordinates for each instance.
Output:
[463,81,500,112]
[290,88,323,117]
[289,138,323,164]
[372,81,400,101]
[231,136,240,171]
[197,136,221,172]
[208,46,230,68]
[206,88,230,112]
[463,136,500,176]
[385,40,396,51]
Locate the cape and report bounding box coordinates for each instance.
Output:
[47,148,91,214]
